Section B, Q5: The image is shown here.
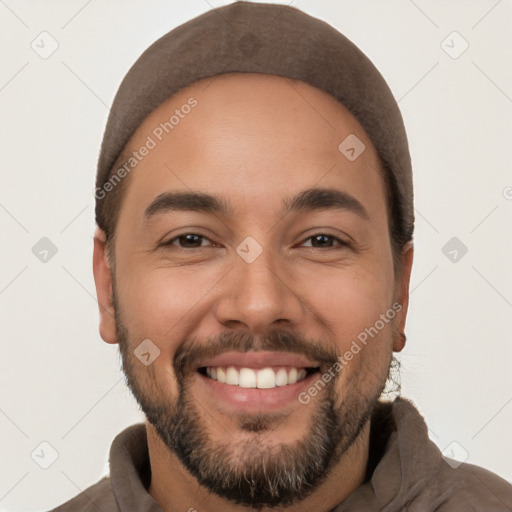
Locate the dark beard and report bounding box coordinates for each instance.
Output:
[113,286,387,508]
[147,385,374,509]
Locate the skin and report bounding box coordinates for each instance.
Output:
[92,72,413,512]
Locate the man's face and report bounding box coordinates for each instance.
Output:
[94,73,412,507]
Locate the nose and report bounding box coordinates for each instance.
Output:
[213,244,305,335]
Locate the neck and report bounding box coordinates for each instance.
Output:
[146,420,371,512]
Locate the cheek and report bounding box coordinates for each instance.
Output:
[324,289,391,349]
[116,271,203,395]
[307,266,397,387]
[307,261,395,340]
[118,265,222,342]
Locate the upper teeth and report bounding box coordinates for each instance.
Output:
[206,366,308,388]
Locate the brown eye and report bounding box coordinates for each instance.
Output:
[300,234,349,249]
[164,233,214,249]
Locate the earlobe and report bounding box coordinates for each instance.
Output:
[92,227,118,344]
[393,332,407,352]
[393,241,414,352]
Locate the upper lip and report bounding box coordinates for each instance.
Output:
[197,351,321,370]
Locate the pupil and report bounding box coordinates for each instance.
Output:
[313,235,331,247]
[182,234,201,247]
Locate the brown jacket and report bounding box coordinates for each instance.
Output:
[48,397,512,511]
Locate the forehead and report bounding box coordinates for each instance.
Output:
[115,72,386,225]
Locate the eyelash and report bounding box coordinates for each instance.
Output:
[162,232,350,250]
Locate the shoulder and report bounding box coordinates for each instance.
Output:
[387,397,512,510]
[46,476,118,512]
[439,459,512,509]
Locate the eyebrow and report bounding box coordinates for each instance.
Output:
[143,187,369,223]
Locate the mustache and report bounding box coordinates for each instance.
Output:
[173,328,339,377]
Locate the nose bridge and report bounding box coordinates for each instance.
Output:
[214,237,302,332]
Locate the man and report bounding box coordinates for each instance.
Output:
[49,2,512,511]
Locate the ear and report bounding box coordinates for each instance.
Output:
[392,241,414,352]
[92,227,118,344]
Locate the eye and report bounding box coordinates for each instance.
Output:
[163,233,217,249]
[299,233,349,249]
[161,232,349,251]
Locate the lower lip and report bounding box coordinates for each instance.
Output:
[196,371,319,412]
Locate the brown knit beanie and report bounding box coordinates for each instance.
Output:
[95,1,413,245]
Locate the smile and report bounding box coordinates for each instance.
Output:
[195,351,323,410]
[199,366,319,389]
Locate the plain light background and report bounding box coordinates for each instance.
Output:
[1,0,511,510]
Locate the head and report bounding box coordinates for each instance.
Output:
[92,2,414,509]
[93,71,413,507]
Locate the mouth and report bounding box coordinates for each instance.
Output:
[194,351,323,412]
